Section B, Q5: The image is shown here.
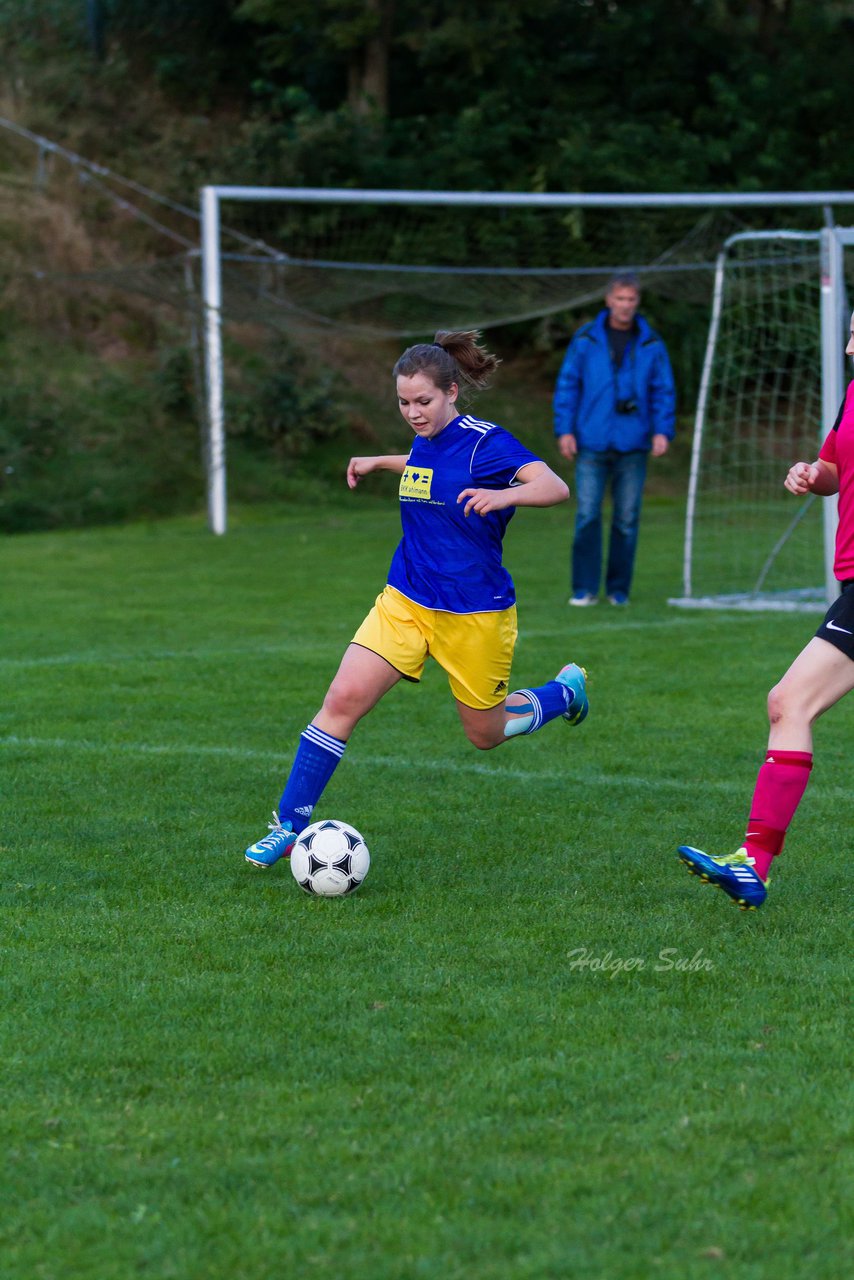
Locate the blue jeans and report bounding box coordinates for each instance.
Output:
[572,449,649,598]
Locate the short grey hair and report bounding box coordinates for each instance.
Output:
[606,272,641,293]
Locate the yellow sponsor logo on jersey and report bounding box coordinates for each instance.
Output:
[399,465,433,500]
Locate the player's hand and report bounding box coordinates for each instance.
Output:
[651,433,670,458]
[457,487,510,517]
[557,433,577,460]
[784,461,819,495]
[347,457,375,489]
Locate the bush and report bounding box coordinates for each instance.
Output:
[227,339,346,462]
[0,331,202,532]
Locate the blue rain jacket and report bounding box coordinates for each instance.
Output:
[553,309,676,452]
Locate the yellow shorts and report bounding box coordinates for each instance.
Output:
[352,585,517,710]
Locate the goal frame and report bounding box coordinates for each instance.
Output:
[199,186,854,536]
[669,224,853,612]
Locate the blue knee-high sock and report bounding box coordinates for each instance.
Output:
[278,724,347,831]
[503,680,572,737]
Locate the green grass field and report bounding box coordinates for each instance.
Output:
[2,496,851,1280]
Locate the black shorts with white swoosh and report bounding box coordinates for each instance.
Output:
[816,580,854,660]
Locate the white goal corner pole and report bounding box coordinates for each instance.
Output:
[820,226,846,603]
[201,185,226,535]
[681,248,727,600]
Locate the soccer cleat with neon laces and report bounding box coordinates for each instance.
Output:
[677,845,768,911]
[556,662,589,726]
[245,813,297,868]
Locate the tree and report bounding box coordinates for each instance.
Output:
[236,0,396,116]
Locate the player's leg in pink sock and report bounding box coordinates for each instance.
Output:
[743,749,813,880]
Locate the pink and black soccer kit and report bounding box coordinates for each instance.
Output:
[731,391,854,881]
[817,382,854,658]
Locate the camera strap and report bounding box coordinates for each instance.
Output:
[607,326,638,403]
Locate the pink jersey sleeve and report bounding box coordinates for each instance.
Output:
[819,429,837,464]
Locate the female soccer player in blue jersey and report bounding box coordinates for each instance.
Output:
[678,313,854,910]
[244,330,589,867]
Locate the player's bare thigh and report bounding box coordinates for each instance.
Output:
[315,643,402,739]
[768,636,854,750]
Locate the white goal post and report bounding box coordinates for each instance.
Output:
[200,186,854,541]
[669,224,852,611]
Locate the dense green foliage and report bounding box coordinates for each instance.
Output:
[6,1,854,194]
[2,502,851,1278]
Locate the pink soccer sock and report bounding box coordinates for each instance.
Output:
[743,749,813,880]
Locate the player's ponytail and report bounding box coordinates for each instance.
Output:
[433,330,501,390]
[393,329,501,399]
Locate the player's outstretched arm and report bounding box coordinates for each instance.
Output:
[784,459,838,497]
[457,462,569,517]
[347,454,410,489]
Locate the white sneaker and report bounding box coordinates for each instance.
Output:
[568,592,597,607]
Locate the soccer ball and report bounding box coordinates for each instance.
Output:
[290,819,370,896]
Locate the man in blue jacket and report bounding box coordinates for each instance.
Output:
[554,274,676,606]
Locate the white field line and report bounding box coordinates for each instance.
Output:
[0,732,755,796]
[4,734,850,802]
[0,642,337,670]
[521,613,785,638]
[0,612,780,671]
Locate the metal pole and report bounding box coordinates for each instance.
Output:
[203,185,854,210]
[681,249,726,599]
[820,227,843,603]
[201,186,226,535]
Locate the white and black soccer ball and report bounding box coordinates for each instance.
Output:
[290,819,370,897]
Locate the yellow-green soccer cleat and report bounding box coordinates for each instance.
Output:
[677,845,768,911]
[556,663,589,726]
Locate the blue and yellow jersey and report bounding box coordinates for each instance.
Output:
[386,414,540,614]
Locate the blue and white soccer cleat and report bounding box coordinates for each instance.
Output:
[556,662,589,726]
[677,845,768,911]
[245,813,297,868]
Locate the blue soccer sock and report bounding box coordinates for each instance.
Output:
[278,724,347,831]
[503,680,572,738]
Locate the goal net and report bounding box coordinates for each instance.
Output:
[669,229,848,612]
[201,187,854,535]
[205,196,725,338]
[200,188,742,532]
